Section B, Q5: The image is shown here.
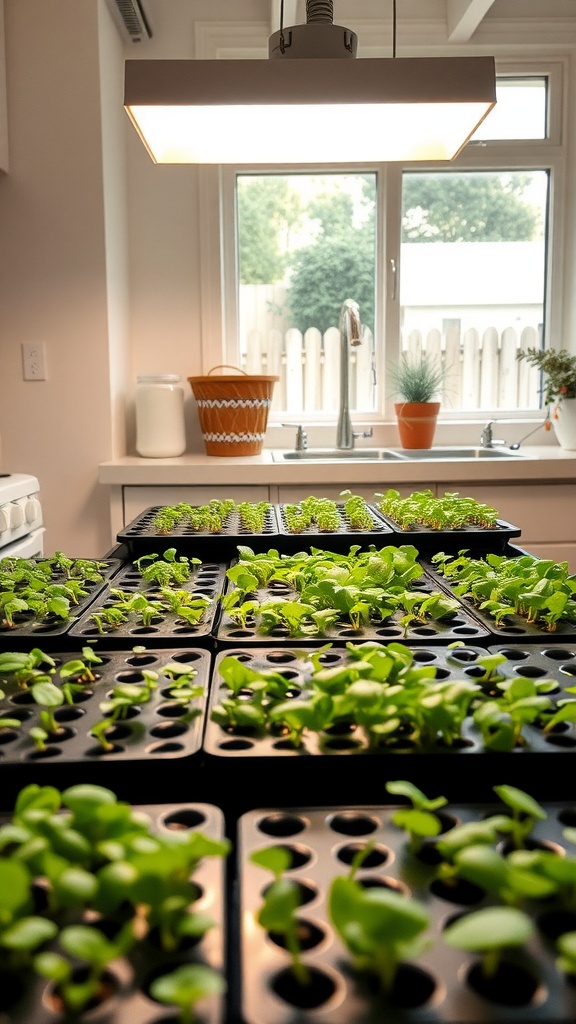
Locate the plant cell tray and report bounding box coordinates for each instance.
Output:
[203,640,576,808]
[216,573,490,648]
[0,647,212,806]
[2,800,226,1024]
[68,560,226,648]
[276,502,394,552]
[238,799,576,1023]
[117,503,281,559]
[376,515,522,554]
[0,557,122,649]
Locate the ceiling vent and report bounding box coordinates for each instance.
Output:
[104,0,152,43]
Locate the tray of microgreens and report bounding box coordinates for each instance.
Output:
[427,549,576,641]
[0,782,228,1024]
[374,488,521,552]
[238,782,576,1024]
[276,492,393,551]
[117,499,280,558]
[68,548,226,648]
[203,638,576,806]
[0,645,211,790]
[216,544,489,646]
[0,552,122,647]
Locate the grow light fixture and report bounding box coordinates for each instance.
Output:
[124,2,496,164]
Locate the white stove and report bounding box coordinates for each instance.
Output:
[0,473,45,558]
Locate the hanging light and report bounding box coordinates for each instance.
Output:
[124,0,496,165]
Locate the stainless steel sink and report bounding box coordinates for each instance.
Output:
[271,446,527,462]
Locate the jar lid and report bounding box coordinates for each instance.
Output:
[137,374,182,384]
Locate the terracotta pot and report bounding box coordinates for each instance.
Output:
[394,401,440,449]
[552,398,576,451]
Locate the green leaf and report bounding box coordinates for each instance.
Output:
[443,906,534,952]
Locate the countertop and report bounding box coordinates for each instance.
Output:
[99,445,576,487]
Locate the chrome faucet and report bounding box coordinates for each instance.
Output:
[336,299,362,449]
[480,420,506,449]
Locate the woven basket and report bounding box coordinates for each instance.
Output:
[188,366,279,456]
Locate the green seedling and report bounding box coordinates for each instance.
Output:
[0,857,58,970]
[557,930,576,980]
[493,784,547,849]
[31,679,65,736]
[375,488,500,531]
[133,548,199,587]
[450,843,559,906]
[149,963,226,1024]
[251,845,310,986]
[34,922,134,1015]
[443,905,535,979]
[328,874,430,994]
[386,780,448,854]
[0,648,56,688]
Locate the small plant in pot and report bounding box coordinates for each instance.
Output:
[389,352,446,450]
[517,346,576,450]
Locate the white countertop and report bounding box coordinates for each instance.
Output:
[99,445,576,487]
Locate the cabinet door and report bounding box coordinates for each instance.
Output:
[446,484,576,542]
[123,485,270,524]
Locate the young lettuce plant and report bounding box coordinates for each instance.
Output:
[385,780,448,855]
[149,963,226,1024]
[34,923,135,1015]
[443,905,535,981]
[250,845,310,986]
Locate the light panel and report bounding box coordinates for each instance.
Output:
[125,56,496,164]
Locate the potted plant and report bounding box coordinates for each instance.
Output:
[389,352,446,449]
[517,346,576,450]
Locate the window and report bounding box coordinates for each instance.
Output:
[219,69,563,423]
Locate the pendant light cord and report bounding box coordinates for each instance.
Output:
[392,0,397,57]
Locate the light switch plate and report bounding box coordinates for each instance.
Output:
[22,342,47,381]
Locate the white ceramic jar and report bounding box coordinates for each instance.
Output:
[135,375,186,458]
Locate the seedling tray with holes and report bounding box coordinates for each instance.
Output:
[67,560,226,648]
[424,561,576,645]
[276,503,394,552]
[0,648,213,806]
[216,573,489,649]
[0,558,122,649]
[376,515,522,554]
[203,640,576,807]
[1,801,226,1024]
[117,504,281,559]
[238,800,576,1024]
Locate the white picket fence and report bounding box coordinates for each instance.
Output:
[240,323,542,413]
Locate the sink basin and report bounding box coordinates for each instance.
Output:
[272,446,527,462]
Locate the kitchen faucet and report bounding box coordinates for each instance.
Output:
[336,299,371,449]
[480,420,506,449]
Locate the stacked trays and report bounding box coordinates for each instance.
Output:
[68,559,226,648]
[238,800,576,1024]
[0,557,122,650]
[204,641,576,807]
[0,648,212,806]
[2,800,227,1024]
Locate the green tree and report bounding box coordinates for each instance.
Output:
[402,172,541,243]
[286,176,376,333]
[237,177,302,284]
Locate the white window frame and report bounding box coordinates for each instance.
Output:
[198,57,570,434]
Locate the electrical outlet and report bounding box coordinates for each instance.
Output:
[22,342,47,381]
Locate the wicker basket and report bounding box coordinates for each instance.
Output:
[188,366,279,456]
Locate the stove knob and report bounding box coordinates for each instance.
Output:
[25,497,42,523]
[8,502,24,528]
[0,505,9,533]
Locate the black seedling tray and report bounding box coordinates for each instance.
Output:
[202,640,576,808]
[276,502,394,553]
[0,557,122,649]
[2,801,226,1024]
[377,515,522,554]
[0,647,213,806]
[216,572,489,649]
[238,799,576,1024]
[117,504,280,559]
[68,560,226,649]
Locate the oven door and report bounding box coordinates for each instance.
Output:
[0,527,45,560]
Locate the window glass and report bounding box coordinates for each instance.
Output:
[236,173,377,414]
[472,77,548,140]
[400,170,549,411]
